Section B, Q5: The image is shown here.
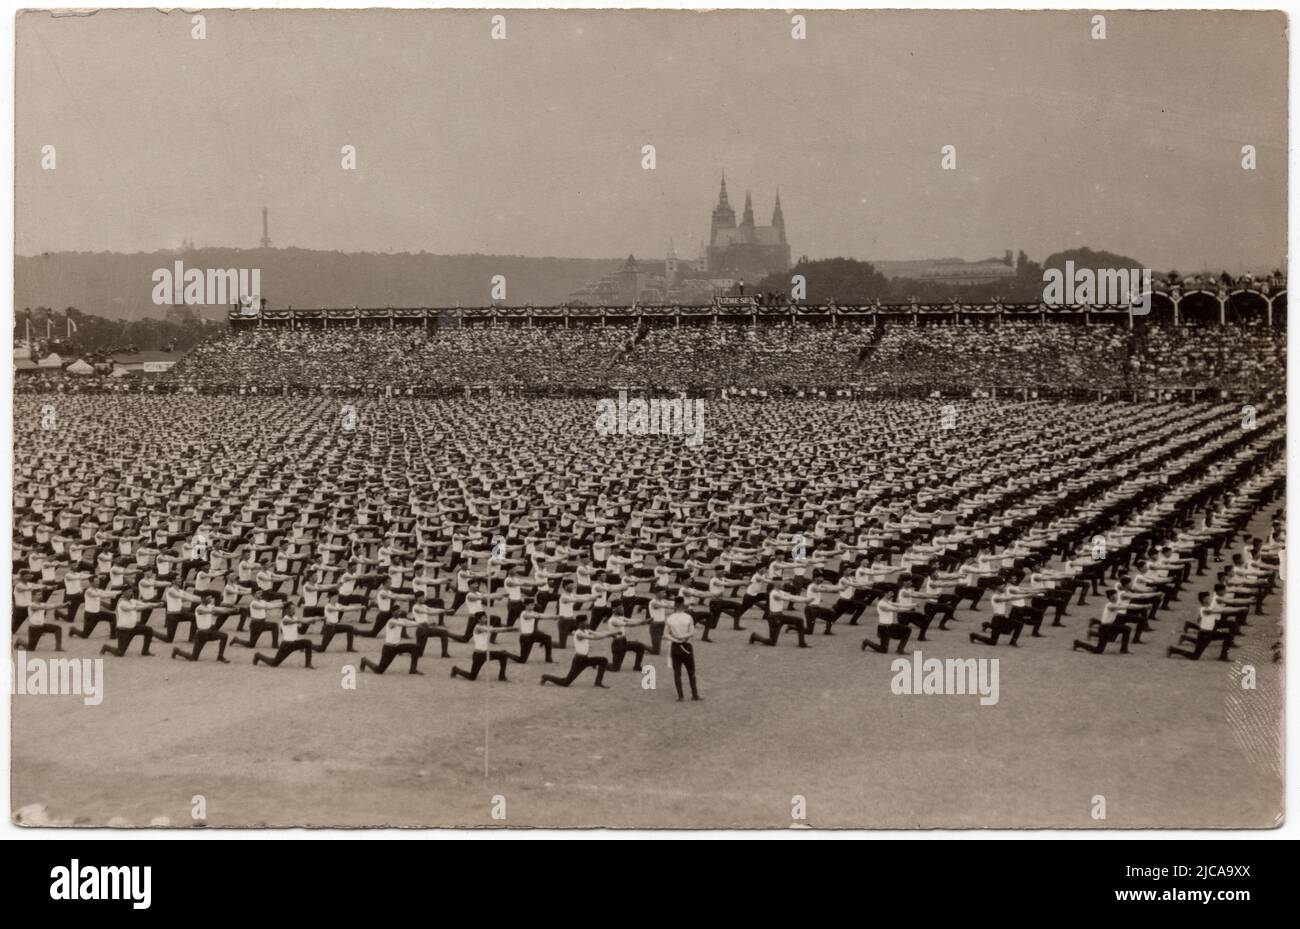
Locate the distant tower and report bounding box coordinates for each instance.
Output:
[260,206,272,249]
[665,238,679,279]
[741,191,755,227]
[772,190,786,243]
[711,173,736,236]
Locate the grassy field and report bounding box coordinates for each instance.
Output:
[12,513,1283,830]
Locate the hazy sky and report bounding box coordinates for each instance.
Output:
[16,9,1287,271]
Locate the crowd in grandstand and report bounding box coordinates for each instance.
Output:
[861,321,1132,391]
[1132,324,1286,394]
[167,323,867,392]
[145,319,1286,396]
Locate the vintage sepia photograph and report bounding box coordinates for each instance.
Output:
[9,8,1287,830]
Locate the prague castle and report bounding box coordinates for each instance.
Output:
[706,175,790,281]
[567,173,791,304]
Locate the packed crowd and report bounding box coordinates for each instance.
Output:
[862,322,1131,391]
[604,323,867,388]
[155,319,1286,396]
[172,328,635,391]
[11,391,1285,695]
[167,323,867,392]
[1132,324,1286,394]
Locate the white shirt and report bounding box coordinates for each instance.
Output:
[665,610,694,641]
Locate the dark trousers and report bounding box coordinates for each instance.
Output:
[20,624,62,651]
[158,610,196,643]
[540,653,608,687]
[452,649,511,681]
[833,596,868,625]
[232,619,279,649]
[254,639,314,668]
[173,628,228,662]
[749,612,808,647]
[1182,618,1240,644]
[511,630,553,664]
[359,610,395,638]
[622,594,652,617]
[1073,623,1130,654]
[556,616,580,649]
[414,625,451,658]
[448,613,483,643]
[737,592,765,616]
[647,621,665,655]
[670,642,698,699]
[1011,604,1044,637]
[100,624,155,657]
[863,623,911,654]
[362,642,421,674]
[62,592,85,624]
[805,604,839,635]
[896,608,933,641]
[315,623,357,653]
[71,611,116,639]
[1169,629,1234,662]
[610,637,646,672]
[970,614,1023,647]
[709,597,746,629]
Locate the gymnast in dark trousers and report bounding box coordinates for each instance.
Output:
[969,594,1025,648]
[100,591,156,657]
[540,619,612,688]
[252,610,319,669]
[1181,592,1242,645]
[643,593,675,655]
[70,586,118,640]
[411,600,452,659]
[606,616,649,672]
[508,609,555,664]
[171,597,236,663]
[861,594,913,654]
[1167,607,1235,662]
[157,584,203,644]
[749,585,811,648]
[451,623,520,682]
[15,603,63,652]
[361,615,425,674]
[230,595,282,649]
[1072,598,1131,655]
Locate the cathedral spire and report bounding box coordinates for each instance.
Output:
[772,190,784,227]
[711,171,736,234]
[741,191,755,226]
